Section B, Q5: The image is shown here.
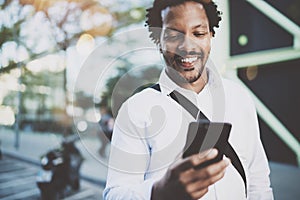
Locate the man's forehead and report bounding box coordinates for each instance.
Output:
[161,1,205,22]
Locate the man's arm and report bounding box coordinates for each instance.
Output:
[103,104,154,199]
[239,85,273,199]
[247,107,274,199]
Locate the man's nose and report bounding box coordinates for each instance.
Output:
[178,35,197,52]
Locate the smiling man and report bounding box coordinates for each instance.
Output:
[160,2,211,92]
[103,0,273,199]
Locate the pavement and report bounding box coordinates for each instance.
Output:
[1,127,300,199]
[0,155,103,200]
[0,128,109,187]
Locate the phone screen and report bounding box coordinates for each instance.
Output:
[182,120,232,169]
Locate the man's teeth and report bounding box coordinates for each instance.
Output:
[181,57,198,63]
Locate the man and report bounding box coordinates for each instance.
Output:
[103,0,273,199]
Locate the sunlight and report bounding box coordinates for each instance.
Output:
[0,105,15,126]
[76,33,95,56]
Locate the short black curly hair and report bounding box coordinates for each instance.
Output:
[145,0,222,44]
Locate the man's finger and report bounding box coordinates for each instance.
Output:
[190,188,209,200]
[170,148,218,177]
[200,157,230,179]
[194,148,219,164]
[180,156,230,184]
[185,164,227,193]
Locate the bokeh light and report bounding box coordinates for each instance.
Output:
[76,33,95,56]
[0,106,15,126]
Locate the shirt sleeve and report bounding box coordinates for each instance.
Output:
[245,94,274,200]
[103,100,156,200]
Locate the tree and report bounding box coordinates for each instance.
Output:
[0,0,152,131]
[0,0,151,73]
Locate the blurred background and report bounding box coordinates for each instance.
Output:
[0,0,299,199]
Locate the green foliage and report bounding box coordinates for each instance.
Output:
[0,0,13,9]
[0,0,153,130]
[114,7,147,30]
[0,0,149,73]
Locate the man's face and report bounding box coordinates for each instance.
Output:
[160,1,212,84]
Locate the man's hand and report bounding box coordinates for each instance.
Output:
[151,149,230,200]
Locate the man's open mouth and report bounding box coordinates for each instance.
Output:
[175,56,200,70]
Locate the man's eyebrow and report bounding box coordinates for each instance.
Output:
[164,27,183,33]
[164,24,208,32]
[192,24,208,29]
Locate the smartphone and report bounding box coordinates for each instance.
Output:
[182,120,232,169]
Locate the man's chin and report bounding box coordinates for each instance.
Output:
[165,63,204,85]
[181,69,203,84]
[166,66,190,85]
[186,76,200,84]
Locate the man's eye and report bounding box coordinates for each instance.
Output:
[164,34,181,41]
[194,32,206,37]
[169,35,180,39]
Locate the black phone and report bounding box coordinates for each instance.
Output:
[182,120,232,169]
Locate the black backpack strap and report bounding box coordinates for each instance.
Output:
[225,143,247,195]
[150,83,247,196]
[170,90,199,119]
[150,83,161,92]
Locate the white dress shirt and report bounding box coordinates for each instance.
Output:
[103,68,273,200]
